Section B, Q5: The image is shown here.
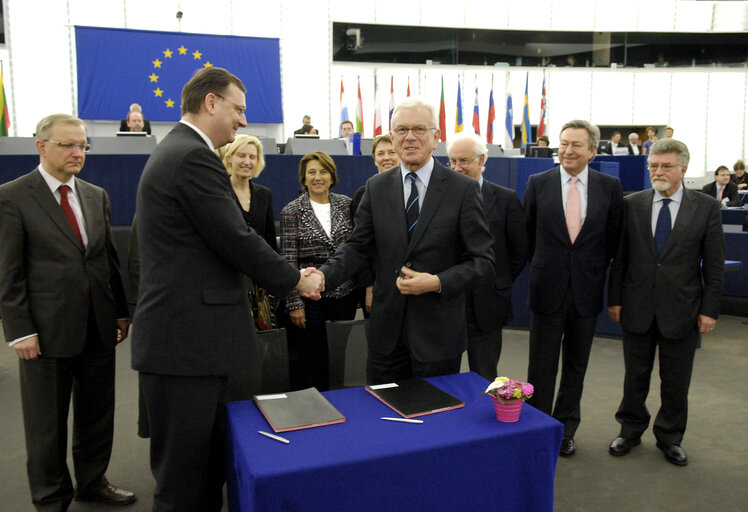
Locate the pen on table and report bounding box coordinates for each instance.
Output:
[258,431,290,444]
[381,417,423,424]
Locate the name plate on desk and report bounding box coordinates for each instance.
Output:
[366,378,464,418]
[254,388,346,433]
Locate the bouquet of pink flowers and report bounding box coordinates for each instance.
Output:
[482,377,534,403]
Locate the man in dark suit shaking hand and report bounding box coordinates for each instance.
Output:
[0,114,134,510]
[607,139,724,466]
[132,67,323,512]
[447,133,528,381]
[523,120,623,458]
[319,98,494,384]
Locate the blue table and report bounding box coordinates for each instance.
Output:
[225,372,563,512]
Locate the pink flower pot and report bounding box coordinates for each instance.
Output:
[490,396,524,422]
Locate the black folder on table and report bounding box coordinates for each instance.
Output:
[365,378,465,418]
[254,388,346,433]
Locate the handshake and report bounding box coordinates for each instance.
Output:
[296,267,325,300]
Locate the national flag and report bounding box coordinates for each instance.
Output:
[355,77,363,134]
[438,77,446,142]
[0,64,10,137]
[538,72,547,138]
[340,79,349,136]
[407,76,411,97]
[74,26,282,122]
[486,78,496,144]
[373,81,382,137]
[521,73,532,148]
[504,91,514,149]
[388,76,395,126]
[455,81,463,133]
[472,84,480,136]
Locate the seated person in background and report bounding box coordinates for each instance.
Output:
[642,126,657,155]
[295,123,318,136]
[294,115,316,135]
[732,160,747,190]
[126,111,146,133]
[610,131,625,153]
[119,103,152,134]
[339,120,354,139]
[537,135,550,147]
[280,151,356,391]
[626,133,641,155]
[701,165,741,207]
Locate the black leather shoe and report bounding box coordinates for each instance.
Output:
[559,436,576,457]
[656,441,688,466]
[76,483,137,505]
[609,436,641,456]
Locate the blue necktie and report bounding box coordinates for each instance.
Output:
[405,172,419,239]
[654,198,672,257]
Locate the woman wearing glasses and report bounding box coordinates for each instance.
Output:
[280,151,356,391]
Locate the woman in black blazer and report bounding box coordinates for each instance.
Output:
[280,151,356,390]
[222,134,279,330]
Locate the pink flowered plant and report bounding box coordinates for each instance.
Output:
[482,377,534,402]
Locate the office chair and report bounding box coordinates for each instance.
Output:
[326,319,370,390]
[256,328,290,394]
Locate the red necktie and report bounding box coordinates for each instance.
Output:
[59,185,84,249]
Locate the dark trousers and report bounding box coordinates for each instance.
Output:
[367,318,462,385]
[466,329,502,382]
[527,288,597,437]
[615,320,698,446]
[140,372,229,512]
[19,317,115,512]
[466,301,505,381]
[286,294,357,391]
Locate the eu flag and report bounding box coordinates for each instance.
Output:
[75,26,282,123]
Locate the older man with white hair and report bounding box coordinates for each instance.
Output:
[627,132,641,155]
[447,133,527,380]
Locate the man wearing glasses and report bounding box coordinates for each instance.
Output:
[607,139,724,466]
[0,114,134,510]
[320,98,494,383]
[447,133,527,381]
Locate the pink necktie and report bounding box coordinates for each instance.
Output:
[59,185,84,249]
[719,186,723,200]
[566,176,581,243]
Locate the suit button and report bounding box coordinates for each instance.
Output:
[656,263,661,267]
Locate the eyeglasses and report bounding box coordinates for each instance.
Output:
[42,140,91,153]
[392,126,435,137]
[449,154,481,168]
[648,163,679,171]
[215,94,246,115]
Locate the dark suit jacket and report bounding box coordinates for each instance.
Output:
[320,158,495,362]
[242,181,278,251]
[625,143,642,155]
[131,123,299,379]
[523,166,623,317]
[469,179,528,332]
[280,191,354,311]
[119,118,152,135]
[0,169,128,356]
[608,187,724,339]
[701,181,741,207]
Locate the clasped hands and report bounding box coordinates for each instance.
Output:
[297,267,325,299]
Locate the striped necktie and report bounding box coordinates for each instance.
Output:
[405,172,419,240]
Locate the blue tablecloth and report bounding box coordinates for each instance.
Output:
[225,372,563,512]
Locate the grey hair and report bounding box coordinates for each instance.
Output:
[560,120,600,151]
[648,138,690,169]
[391,97,439,130]
[35,114,85,140]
